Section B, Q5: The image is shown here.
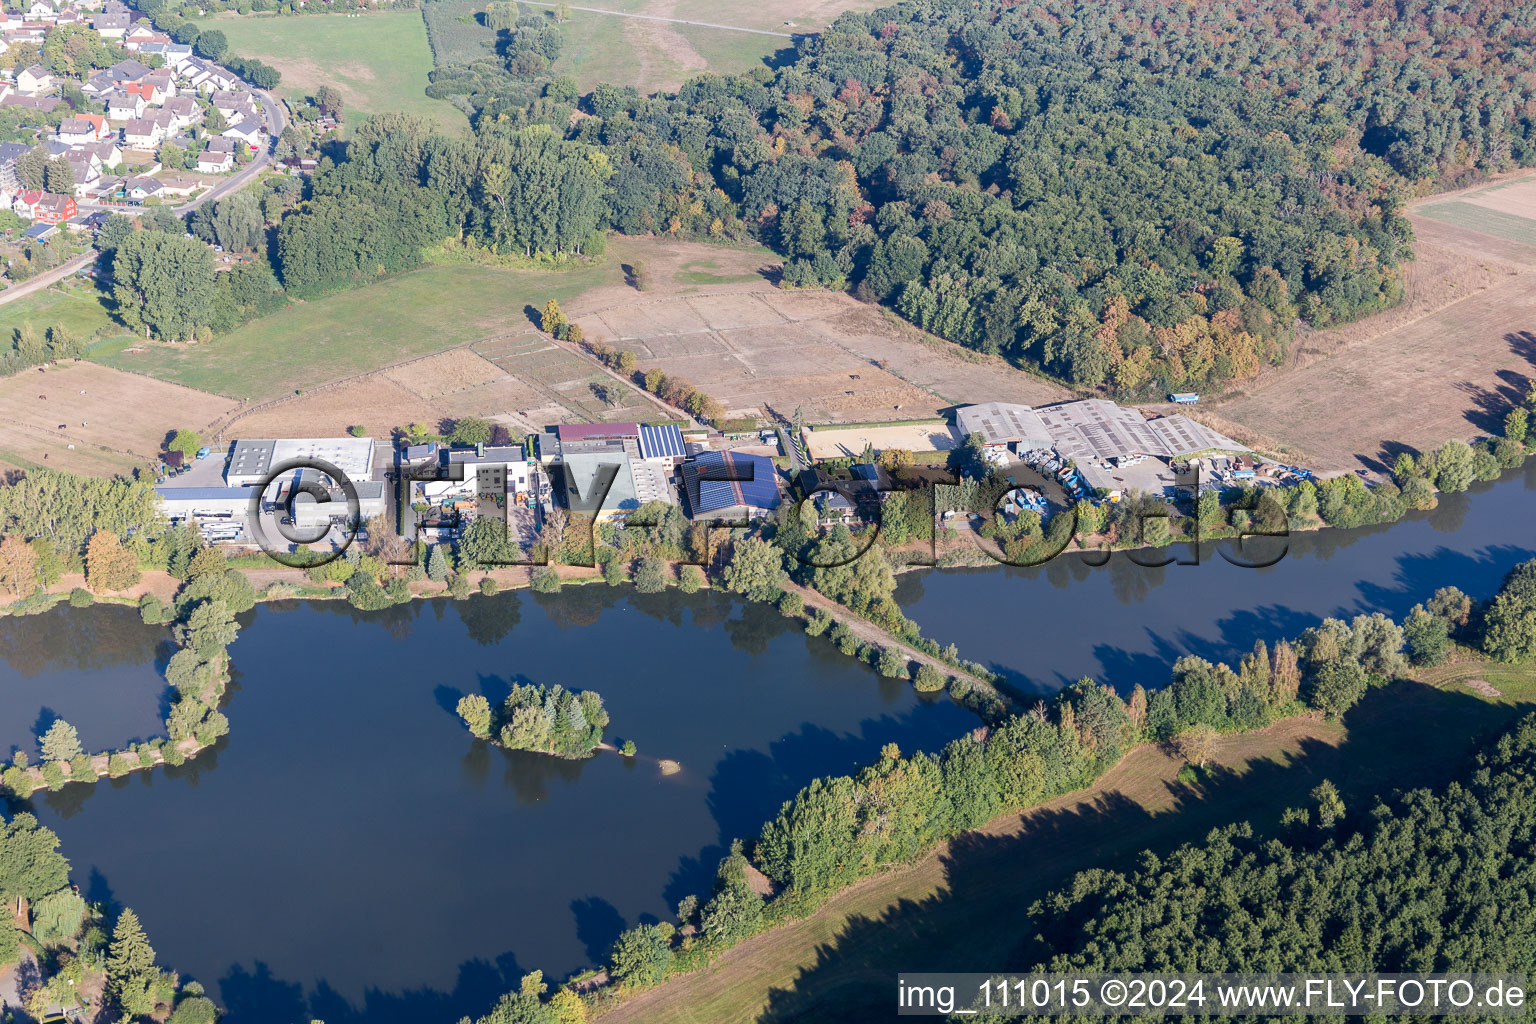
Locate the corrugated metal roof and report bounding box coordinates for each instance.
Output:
[155,486,260,501]
[556,422,638,442]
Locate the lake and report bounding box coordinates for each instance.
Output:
[5,459,1536,1022]
[7,588,978,1024]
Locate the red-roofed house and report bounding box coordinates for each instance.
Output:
[123,80,160,105]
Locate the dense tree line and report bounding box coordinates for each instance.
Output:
[1021,710,1536,1002]
[350,0,1522,395]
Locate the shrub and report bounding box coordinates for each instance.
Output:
[41,760,66,789]
[1,765,33,798]
[532,566,562,593]
[69,753,96,781]
[804,608,834,636]
[778,591,804,617]
[108,752,136,778]
[913,663,947,692]
[678,565,705,593]
[479,576,498,596]
[876,647,911,679]
[68,587,94,608]
[620,739,637,756]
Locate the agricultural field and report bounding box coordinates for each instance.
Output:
[214,11,469,132]
[569,238,1070,426]
[0,279,125,343]
[230,334,670,440]
[1212,174,1536,472]
[0,361,237,476]
[423,0,839,95]
[93,259,621,402]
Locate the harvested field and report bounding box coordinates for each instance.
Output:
[1214,174,1536,472]
[228,331,672,441]
[0,362,237,476]
[570,241,1071,426]
[803,422,959,462]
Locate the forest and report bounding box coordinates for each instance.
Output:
[236,0,1536,395]
[1020,709,1536,1005]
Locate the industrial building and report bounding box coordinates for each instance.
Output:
[225,436,376,488]
[156,436,387,543]
[680,450,782,520]
[954,402,1054,451]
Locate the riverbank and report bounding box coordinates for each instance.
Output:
[589,655,1536,1023]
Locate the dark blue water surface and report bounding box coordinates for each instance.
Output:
[6,588,976,1024]
[896,458,1536,693]
[2,458,1535,1023]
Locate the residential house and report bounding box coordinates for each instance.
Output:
[0,140,28,191]
[161,42,193,69]
[106,90,145,120]
[90,10,128,36]
[57,113,107,144]
[123,175,162,201]
[1,94,60,113]
[82,138,122,171]
[16,64,51,94]
[162,95,200,129]
[122,117,163,149]
[11,188,43,217]
[122,80,160,106]
[209,90,247,119]
[107,57,151,82]
[63,154,98,191]
[25,1,58,21]
[222,118,265,149]
[157,174,198,196]
[196,136,234,172]
[144,69,175,98]
[121,24,165,48]
[30,192,77,223]
[82,70,116,96]
[183,58,239,92]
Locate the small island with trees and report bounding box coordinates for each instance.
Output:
[456,683,610,759]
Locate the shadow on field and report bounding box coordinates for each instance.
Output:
[755,681,1531,1024]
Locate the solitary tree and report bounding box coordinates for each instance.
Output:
[40,720,81,763]
[541,299,567,334]
[0,534,38,597]
[85,531,139,593]
[168,429,201,461]
[314,85,343,118]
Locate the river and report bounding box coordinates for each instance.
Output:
[3,460,1535,1022]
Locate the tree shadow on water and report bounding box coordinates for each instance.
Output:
[218,953,529,1024]
[753,682,1530,1023]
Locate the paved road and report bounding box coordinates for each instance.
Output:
[517,0,795,36]
[3,86,291,307]
[75,87,289,216]
[0,250,96,307]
